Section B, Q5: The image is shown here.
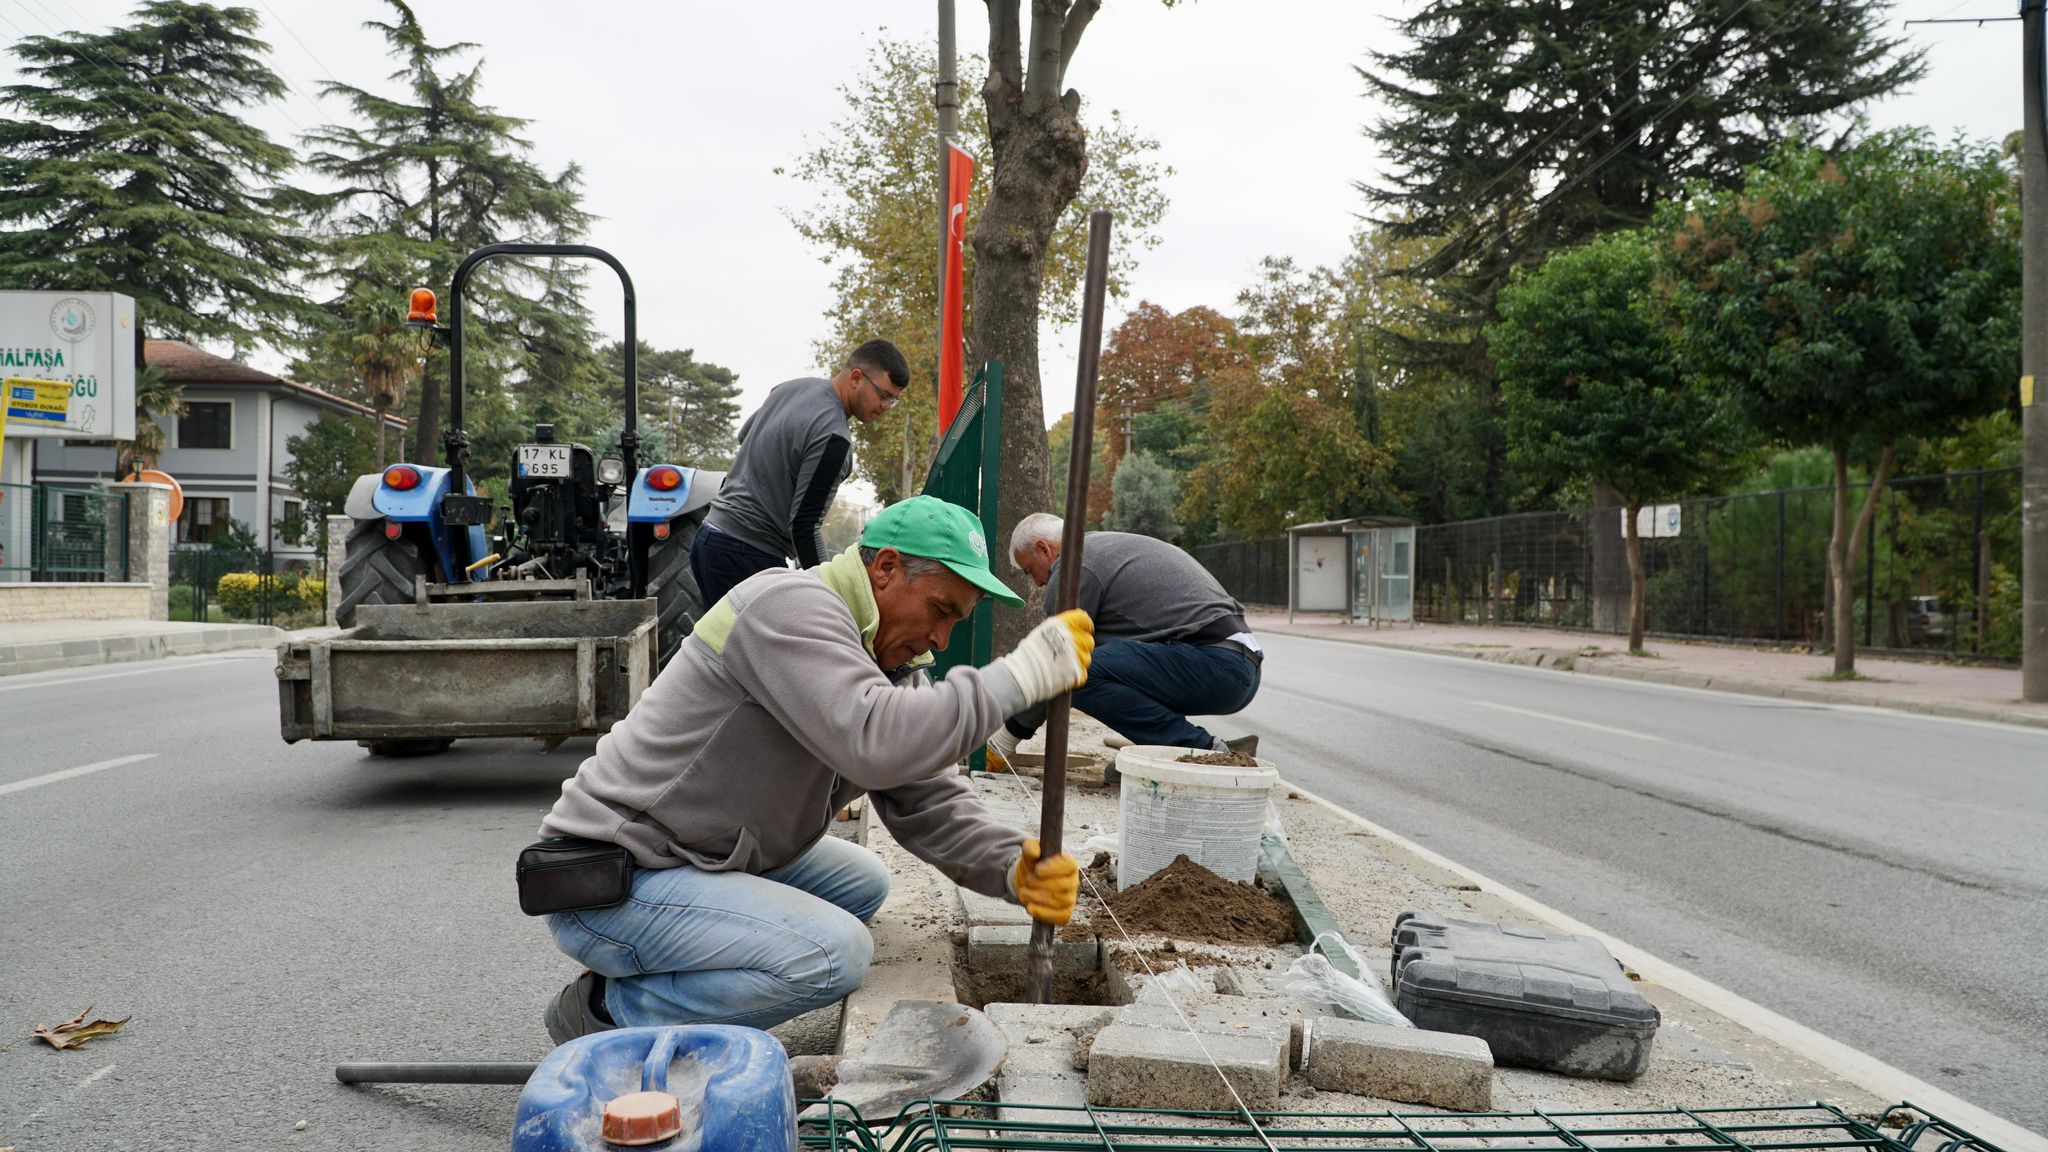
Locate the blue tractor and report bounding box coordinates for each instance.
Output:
[282,245,720,755]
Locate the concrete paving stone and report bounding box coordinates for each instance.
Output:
[986,1002,1119,1079]
[966,925,1100,974]
[1087,1019,1285,1110]
[1305,1016,1493,1112]
[956,883,1034,928]
[1119,989,1302,1069]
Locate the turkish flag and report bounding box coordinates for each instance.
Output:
[938,141,975,432]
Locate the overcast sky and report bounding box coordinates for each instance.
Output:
[0,0,2018,431]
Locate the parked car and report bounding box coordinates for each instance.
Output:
[1905,596,1952,645]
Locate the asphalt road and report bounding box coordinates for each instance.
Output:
[1205,633,2048,1134]
[3,638,2043,1146]
[0,651,584,1150]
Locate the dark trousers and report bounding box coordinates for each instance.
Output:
[690,525,789,610]
[1069,639,1261,749]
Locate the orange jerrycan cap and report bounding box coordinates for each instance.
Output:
[601,1089,683,1146]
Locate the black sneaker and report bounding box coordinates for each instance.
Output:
[1225,734,1260,759]
[544,971,614,1045]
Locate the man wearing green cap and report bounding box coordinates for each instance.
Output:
[535,495,1093,1042]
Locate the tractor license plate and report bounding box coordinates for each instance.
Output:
[517,445,570,478]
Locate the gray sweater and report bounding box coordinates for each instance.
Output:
[541,568,1028,899]
[706,377,853,566]
[1042,531,1247,644]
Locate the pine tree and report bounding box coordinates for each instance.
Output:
[1364,0,1923,499]
[300,0,593,465]
[602,341,743,468]
[0,1,315,468]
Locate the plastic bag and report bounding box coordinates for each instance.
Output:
[1079,833,1120,863]
[1281,931,1411,1029]
[1148,964,1207,997]
[1263,799,1288,845]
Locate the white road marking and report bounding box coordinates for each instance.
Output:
[0,754,157,798]
[1473,700,1665,742]
[1280,779,2048,1152]
[0,657,250,694]
[22,1063,118,1126]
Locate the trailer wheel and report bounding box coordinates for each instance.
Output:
[336,517,428,628]
[361,738,456,757]
[647,514,705,669]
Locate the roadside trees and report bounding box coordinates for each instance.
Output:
[1490,231,1743,653]
[1657,133,2020,675]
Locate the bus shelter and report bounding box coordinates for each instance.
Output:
[1286,516,1416,625]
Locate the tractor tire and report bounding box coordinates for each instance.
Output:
[335,517,426,628]
[647,514,706,670]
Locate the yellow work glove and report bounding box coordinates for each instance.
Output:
[1010,838,1081,925]
[986,727,1021,773]
[990,609,1095,708]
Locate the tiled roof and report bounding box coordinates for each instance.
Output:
[144,340,406,426]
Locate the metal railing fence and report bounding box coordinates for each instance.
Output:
[1187,468,2023,659]
[0,481,130,582]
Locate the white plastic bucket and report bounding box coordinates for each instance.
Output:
[1114,745,1278,889]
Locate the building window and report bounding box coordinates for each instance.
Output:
[178,497,234,545]
[279,498,304,545]
[178,401,232,449]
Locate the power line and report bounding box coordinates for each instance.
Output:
[249,0,347,130]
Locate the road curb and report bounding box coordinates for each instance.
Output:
[0,625,281,677]
[1279,779,2048,1152]
[1256,625,2048,732]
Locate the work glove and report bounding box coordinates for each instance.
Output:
[985,727,1021,773]
[1009,837,1080,925]
[990,610,1094,708]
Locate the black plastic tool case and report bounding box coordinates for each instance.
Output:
[1391,911,1661,1080]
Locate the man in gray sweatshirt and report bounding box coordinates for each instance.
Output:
[691,339,911,608]
[539,496,1093,1042]
[990,514,1262,764]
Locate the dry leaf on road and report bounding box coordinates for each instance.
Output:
[33,1006,131,1050]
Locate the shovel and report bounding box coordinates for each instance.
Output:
[335,1000,1007,1120]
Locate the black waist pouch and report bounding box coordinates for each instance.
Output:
[516,836,633,916]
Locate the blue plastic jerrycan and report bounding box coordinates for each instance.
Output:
[511,1025,797,1152]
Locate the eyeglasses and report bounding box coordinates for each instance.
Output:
[858,368,902,409]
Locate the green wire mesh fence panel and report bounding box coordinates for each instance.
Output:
[921,363,1003,681]
[796,1100,2006,1152]
[0,482,130,581]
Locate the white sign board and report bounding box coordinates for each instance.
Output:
[0,291,137,439]
[1621,504,1682,539]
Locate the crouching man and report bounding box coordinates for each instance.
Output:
[536,496,1090,1041]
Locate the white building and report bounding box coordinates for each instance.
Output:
[32,340,406,557]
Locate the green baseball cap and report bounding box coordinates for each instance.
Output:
[861,495,1024,607]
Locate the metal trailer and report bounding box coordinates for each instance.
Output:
[278,243,715,755]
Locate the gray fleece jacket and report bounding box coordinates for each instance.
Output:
[540,566,1028,899]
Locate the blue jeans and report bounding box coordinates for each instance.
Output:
[1060,639,1260,748]
[690,524,788,611]
[546,835,890,1030]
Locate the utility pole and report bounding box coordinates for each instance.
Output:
[1122,400,1135,456]
[2026,0,2048,700]
[912,0,962,503]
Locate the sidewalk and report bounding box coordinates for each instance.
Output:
[1249,612,2048,730]
[0,618,281,677]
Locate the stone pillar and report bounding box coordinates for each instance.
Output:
[108,481,172,620]
[326,515,349,626]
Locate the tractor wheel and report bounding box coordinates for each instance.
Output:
[647,514,706,669]
[335,517,426,628]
